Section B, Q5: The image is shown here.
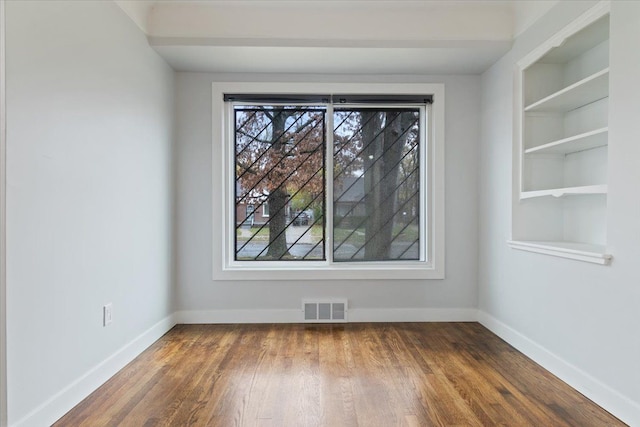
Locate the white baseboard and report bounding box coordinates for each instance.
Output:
[348,308,478,322]
[175,309,301,324]
[175,307,478,324]
[11,314,177,427]
[477,311,640,427]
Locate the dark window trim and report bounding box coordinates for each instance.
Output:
[224,94,433,105]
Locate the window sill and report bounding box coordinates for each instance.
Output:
[215,262,444,281]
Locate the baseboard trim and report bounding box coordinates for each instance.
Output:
[175,308,478,324]
[477,311,640,426]
[11,314,177,427]
[175,309,301,324]
[348,308,478,322]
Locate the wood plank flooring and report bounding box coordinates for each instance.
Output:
[54,323,625,426]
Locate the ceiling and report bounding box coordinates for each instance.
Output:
[116,0,558,75]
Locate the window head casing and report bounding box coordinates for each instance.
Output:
[213,83,445,280]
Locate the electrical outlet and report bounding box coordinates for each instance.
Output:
[103,303,113,326]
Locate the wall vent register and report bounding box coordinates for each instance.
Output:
[303,299,348,323]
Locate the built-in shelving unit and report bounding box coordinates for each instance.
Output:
[511,2,612,264]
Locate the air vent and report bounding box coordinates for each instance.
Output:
[302,299,348,323]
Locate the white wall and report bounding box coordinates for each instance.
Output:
[175,72,480,320]
[5,1,175,425]
[479,1,640,424]
[0,1,7,425]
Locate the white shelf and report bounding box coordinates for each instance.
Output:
[521,184,607,200]
[524,68,609,113]
[539,15,609,64]
[525,127,608,155]
[508,240,612,265]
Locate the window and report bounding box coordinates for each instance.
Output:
[333,107,421,262]
[234,105,326,261]
[215,83,444,280]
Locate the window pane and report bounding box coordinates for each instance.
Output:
[333,108,421,261]
[234,106,325,261]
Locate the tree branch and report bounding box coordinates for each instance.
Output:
[236,129,274,146]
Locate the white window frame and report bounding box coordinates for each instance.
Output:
[213,82,445,280]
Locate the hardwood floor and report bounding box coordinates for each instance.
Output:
[54,323,625,426]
